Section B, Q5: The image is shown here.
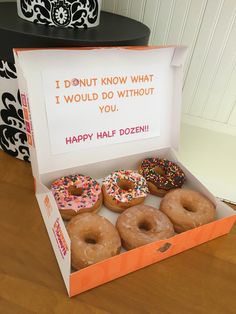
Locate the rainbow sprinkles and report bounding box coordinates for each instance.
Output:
[51,174,101,212]
[102,170,149,203]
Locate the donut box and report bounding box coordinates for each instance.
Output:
[14,47,236,297]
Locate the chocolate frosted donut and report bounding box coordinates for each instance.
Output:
[160,189,216,233]
[116,205,175,250]
[139,158,185,197]
[67,213,121,269]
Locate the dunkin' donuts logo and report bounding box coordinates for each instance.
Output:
[20,92,34,147]
[52,218,69,258]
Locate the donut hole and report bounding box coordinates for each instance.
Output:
[85,237,97,244]
[68,185,83,196]
[183,206,194,212]
[138,220,152,232]
[84,234,98,245]
[118,179,134,191]
[182,202,196,212]
[154,166,165,176]
[183,206,196,213]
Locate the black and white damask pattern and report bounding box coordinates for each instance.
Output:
[0,60,30,161]
[18,0,100,28]
[0,61,17,80]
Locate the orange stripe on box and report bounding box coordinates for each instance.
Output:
[69,215,236,297]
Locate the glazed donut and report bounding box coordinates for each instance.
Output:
[160,189,216,233]
[116,205,175,250]
[102,170,149,213]
[67,213,121,269]
[51,174,102,220]
[139,158,185,197]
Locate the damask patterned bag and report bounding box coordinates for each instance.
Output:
[17,0,102,28]
[0,60,30,161]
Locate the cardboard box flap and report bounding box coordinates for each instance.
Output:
[14,46,187,175]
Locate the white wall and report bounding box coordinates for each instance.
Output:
[1,0,236,135]
[102,0,236,136]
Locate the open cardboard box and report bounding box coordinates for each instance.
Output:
[14,47,236,297]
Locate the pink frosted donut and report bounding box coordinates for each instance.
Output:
[51,174,102,220]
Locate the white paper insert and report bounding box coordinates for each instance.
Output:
[42,49,174,155]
